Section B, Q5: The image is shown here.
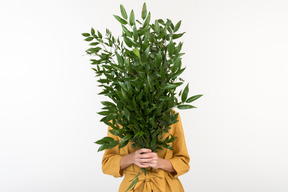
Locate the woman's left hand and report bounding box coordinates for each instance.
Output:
[145,152,163,169]
[145,152,176,173]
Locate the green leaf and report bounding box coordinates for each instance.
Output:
[123,107,130,121]
[119,139,129,148]
[120,4,128,19]
[142,168,146,176]
[141,2,147,20]
[174,20,182,32]
[94,139,106,145]
[98,111,110,116]
[89,42,99,46]
[182,83,189,102]
[143,12,151,27]
[115,52,124,66]
[177,104,196,109]
[97,144,108,152]
[161,82,183,89]
[186,94,203,103]
[176,42,183,53]
[140,25,150,36]
[156,146,164,151]
[134,131,144,138]
[122,134,132,142]
[178,89,183,97]
[123,36,132,47]
[97,79,110,83]
[165,135,177,143]
[109,129,119,137]
[151,137,157,148]
[142,33,149,47]
[160,65,165,80]
[172,56,181,72]
[167,145,173,150]
[113,15,128,24]
[101,101,115,106]
[100,137,114,143]
[82,33,90,37]
[168,41,174,56]
[106,140,119,149]
[133,25,138,40]
[97,30,102,38]
[158,24,167,39]
[101,113,115,122]
[118,81,127,91]
[158,19,165,25]
[133,48,140,58]
[85,37,93,41]
[161,142,173,150]
[142,45,150,61]
[122,25,132,37]
[172,32,185,39]
[125,177,139,192]
[119,135,132,148]
[91,28,96,36]
[106,28,111,35]
[129,10,135,26]
[154,20,159,33]
[110,63,124,72]
[170,67,186,79]
[147,75,154,90]
[156,51,162,65]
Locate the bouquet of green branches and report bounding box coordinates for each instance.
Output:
[82,3,202,191]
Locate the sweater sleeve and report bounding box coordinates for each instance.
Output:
[101,125,124,178]
[168,113,190,178]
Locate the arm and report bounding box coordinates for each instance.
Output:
[101,126,124,178]
[157,158,176,173]
[167,113,190,178]
[120,153,133,170]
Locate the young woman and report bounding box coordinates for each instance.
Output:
[101,112,190,192]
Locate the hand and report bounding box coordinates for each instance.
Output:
[146,153,176,173]
[130,148,163,169]
[145,152,162,169]
[130,148,156,168]
[121,148,175,172]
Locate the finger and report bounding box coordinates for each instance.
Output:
[140,162,151,166]
[149,160,157,164]
[138,163,150,168]
[138,148,152,154]
[140,151,157,157]
[139,153,155,159]
[140,165,150,168]
[150,152,158,158]
[140,158,153,163]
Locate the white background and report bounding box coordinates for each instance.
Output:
[1,0,288,191]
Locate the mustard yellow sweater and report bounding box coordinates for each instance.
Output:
[101,113,190,192]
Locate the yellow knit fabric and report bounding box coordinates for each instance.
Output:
[101,113,190,192]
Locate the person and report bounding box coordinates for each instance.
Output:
[101,112,190,192]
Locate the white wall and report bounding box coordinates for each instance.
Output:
[1,0,288,191]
